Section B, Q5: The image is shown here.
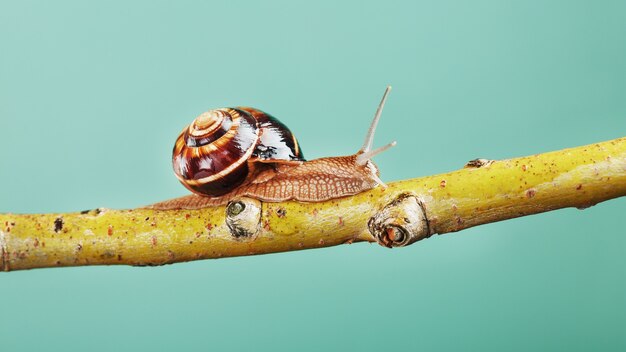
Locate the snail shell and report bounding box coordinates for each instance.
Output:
[152,87,395,210]
[172,107,304,197]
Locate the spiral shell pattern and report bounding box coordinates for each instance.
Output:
[172,107,305,197]
[173,108,259,196]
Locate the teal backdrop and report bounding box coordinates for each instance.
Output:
[0,1,625,351]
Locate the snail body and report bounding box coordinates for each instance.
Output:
[152,87,395,210]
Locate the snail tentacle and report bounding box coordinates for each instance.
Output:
[361,85,392,153]
[356,141,397,166]
[354,85,395,188]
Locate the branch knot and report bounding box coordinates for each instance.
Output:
[225,198,262,240]
[368,194,430,248]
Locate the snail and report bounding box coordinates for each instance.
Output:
[151,87,396,210]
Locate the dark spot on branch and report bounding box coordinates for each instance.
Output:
[80,209,91,214]
[54,217,64,233]
[100,251,115,259]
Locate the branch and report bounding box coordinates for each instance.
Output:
[1,137,625,271]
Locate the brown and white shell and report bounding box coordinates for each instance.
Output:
[172,107,304,197]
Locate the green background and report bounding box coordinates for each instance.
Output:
[1,1,625,350]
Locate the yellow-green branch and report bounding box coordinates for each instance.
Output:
[1,137,625,271]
